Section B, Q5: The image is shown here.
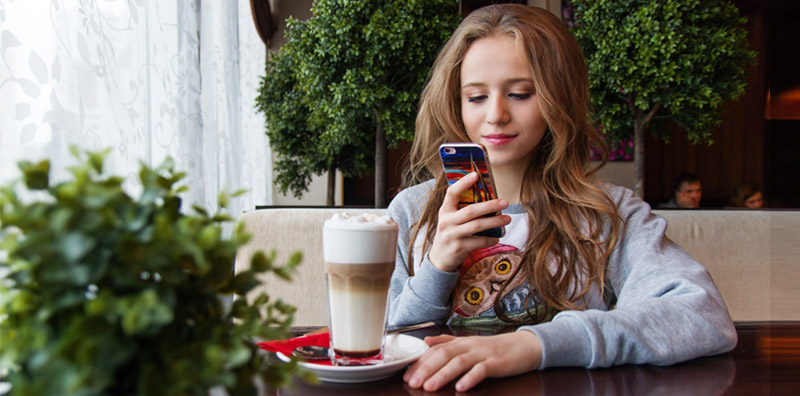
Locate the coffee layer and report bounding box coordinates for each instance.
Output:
[333,348,382,358]
[325,261,394,292]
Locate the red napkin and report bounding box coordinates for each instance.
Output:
[257,332,333,366]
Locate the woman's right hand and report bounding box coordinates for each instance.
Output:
[428,172,511,272]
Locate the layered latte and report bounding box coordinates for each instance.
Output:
[322,213,398,366]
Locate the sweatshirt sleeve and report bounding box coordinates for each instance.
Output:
[386,183,459,326]
[521,185,738,369]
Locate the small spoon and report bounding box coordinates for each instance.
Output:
[293,345,329,361]
[292,321,435,361]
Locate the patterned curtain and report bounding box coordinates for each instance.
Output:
[0,0,272,216]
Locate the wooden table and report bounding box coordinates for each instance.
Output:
[269,322,800,395]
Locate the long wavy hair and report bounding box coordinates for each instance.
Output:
[403,4,621,323]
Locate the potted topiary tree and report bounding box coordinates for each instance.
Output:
[256,0,460,207]
[0,148,312,395]
[570,0,756,197]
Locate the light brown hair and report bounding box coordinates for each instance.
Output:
[403,4,620,323]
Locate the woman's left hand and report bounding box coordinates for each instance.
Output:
[403,331,543,392]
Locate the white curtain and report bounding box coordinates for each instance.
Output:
[0,0,272,217]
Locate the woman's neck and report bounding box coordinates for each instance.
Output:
[492,165,524,204]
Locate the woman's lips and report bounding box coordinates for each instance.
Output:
[483,134,516,146]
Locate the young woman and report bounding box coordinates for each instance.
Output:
[386,4,736,392]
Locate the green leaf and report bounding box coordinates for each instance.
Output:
[218,191,229,208]
[250,251,272,272]
[287,251,303,267]
[224,341,252,370]
[212,213,234,222]
[198,224,221,250]
[19,160,50,190]
[88,148,111,173]
[232,271,260,296]
[119,289,174,336]
[58,232,96,263]
[192,204,209,216]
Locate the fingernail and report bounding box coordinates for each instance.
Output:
[424,379,437,391]
[409,376,421,387]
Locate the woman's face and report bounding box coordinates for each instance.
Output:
[459,34,547,175]
[745,191,764,208]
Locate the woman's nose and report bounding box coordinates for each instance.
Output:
[487,97,510,125]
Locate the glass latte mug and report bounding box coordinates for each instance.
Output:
[322,213,398,366]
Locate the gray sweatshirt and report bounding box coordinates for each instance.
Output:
[386,180,737,369]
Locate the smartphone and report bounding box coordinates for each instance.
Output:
[439,143,505,238]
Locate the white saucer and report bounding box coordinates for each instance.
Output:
[276,333,428,383]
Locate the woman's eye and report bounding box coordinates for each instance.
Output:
[467,95,487,103]
[509,93,531,100]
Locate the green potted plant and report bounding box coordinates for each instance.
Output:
[256,0,460,207]
[0,148,310,395]
[569,0,756,196]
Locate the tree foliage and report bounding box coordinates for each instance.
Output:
[256,0,460,200]
[0,148,311,395]
[571,0,756,144]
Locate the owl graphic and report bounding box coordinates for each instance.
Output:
[452,244,527,318]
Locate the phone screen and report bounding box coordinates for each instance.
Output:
[439,143,504,238]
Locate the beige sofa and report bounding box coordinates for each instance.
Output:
[234,208,799,326]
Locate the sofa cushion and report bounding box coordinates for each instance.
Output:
[653,210,770,322]
[235,208,798,325]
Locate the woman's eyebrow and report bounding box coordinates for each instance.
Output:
[461,77,534,89]
[461,81,487,89]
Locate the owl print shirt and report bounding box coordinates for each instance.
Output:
[446,217,539,327]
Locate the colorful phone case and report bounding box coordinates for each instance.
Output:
[439,143,504,238]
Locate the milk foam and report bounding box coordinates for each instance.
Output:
[323,213,398,264]
[323,212,397,230]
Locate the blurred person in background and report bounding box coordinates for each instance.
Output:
[660,173,702,208]
[727,182,764,209]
